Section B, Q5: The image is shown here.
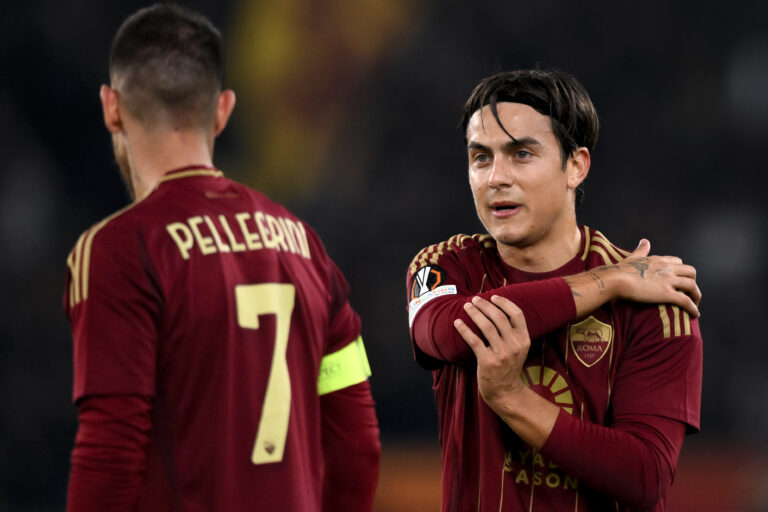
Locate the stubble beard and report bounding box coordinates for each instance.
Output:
[112,133,135,201]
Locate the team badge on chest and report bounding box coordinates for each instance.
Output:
[569,316,613,367]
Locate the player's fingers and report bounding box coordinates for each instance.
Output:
[454,319,489,356]
[668,280,700,317]
[650,255,683,266]
[673,276,702,309]
[489,295,527,330]
[672,263,697,280]
[469,296,514,341]
[463,301,502,347]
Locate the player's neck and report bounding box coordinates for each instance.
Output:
[127,128,214,200]
[497,221,582,273]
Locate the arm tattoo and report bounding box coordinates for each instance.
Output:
[563,277,582,297]
[588,270,606,291]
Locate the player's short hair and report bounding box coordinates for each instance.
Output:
[461,69,599,206]
[109,3,224,128]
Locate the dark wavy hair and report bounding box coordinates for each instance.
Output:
[460,69,599,206]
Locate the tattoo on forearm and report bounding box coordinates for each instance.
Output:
[588,270,605,290]
[563,277,582,297]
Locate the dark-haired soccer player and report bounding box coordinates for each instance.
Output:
[64,5,379,511]
[406,69,702,511]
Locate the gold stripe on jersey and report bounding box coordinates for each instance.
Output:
[580,226,591,261]
[67,230,90,307]
[408,234,473,275]
[66,240,79,306]
[479,233,496,249]
[68,203,140,307]
[66,251,75,306]
[672,306,681,336]
[582,229,633,267]
[81,218,109,303]
[658,305,671,338]
[656,305,691,338]
[160,169,223,183]
[591,231,630,261]
[588,245,614,266]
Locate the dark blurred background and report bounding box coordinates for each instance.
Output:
[2,1,767,510]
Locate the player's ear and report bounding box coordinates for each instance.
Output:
[214,89,236,137]
[566,147,590,190]
[100,84,123,134]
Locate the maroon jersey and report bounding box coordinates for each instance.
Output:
[407,226,703,512]
[65,167,362,511]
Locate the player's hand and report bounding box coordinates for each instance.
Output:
[610,239,701,317]
[454,295,530,408]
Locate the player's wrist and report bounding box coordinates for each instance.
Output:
[607,268,627,300]
[482,382,531,417]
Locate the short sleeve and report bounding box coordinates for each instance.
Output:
[65,222,162,402]
[611,303,703,432]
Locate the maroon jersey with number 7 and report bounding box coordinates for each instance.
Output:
[65,167,362,511]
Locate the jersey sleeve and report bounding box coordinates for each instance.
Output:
[611,303,703,431]
[326,260,362,354]
[541,410,686,510]
[406,237,577,368]
[300,222,364,351]
[320,381,380,511]
[65,221,162,402]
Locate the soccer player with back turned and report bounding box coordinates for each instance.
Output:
[64,5,380,511]
[406,70,702,511]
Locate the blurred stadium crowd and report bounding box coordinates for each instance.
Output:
[1,0,767,510]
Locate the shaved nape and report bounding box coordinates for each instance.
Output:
[109,4,223,130]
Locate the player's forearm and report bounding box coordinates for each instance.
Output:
[411,277,576,364]
[540,410,685,510]
[562,266,626,317]
[321,381,381,512]
[484,386,561,450]
[67,395,152,512]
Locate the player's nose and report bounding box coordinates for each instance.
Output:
[488,158,514,188]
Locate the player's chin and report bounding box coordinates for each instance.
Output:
[488,227,526,247]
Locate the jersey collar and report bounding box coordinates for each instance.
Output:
[160,165,223,183]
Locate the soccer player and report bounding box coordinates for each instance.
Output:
[406,70,703,511]
[64,5,379,511]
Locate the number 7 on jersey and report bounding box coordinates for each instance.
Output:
[235,283,295,465]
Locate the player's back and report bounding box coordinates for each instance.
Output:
[68,168,352,511]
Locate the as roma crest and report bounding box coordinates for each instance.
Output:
[569,316,613,368]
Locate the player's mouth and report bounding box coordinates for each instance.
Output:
[490,201,521,218]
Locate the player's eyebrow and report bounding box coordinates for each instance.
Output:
[502,137,541,151]
[467,141,491,152]
[467,137,542,152]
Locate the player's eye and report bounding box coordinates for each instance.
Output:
[473,153,490,164]
[515,150,532,159]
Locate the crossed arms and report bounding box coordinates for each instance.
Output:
[411,240,702,509]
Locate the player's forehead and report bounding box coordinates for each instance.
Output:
[466,102,553,145]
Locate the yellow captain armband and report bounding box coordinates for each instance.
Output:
[317,336,371,396]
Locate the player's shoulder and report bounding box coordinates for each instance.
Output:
[68,201,145,258]
[581,226,632,269]
[616,298,702,343]
[408,233,495,276]
[65,202,147,309]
